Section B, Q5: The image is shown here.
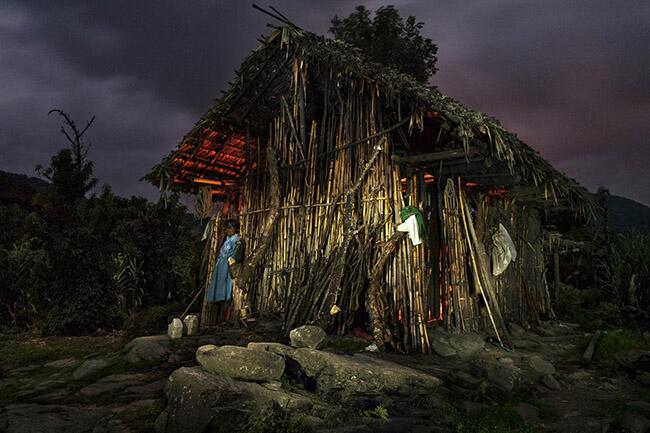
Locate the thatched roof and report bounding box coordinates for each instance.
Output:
[149,25,598,218]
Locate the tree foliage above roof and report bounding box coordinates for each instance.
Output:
[330,5,438,84]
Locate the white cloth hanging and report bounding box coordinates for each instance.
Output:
[397,214,422,246]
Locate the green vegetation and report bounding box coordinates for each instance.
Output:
[330,5,438,83]
[595,329,650,361]
[448,405,536,433]
[245,402,311,433]
[122,302,185,340]
[611,231,650,310]
[360,405,389,422]
[0,332,122,366]
[0,110,203,336]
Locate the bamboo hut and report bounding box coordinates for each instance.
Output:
[150,25,597,352]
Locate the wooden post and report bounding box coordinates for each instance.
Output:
[553,249,560,305]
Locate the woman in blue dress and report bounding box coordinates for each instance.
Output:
[207,219,243,320]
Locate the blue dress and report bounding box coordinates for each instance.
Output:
[207,233,240,302]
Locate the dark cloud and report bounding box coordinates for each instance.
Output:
[1,0,648,204]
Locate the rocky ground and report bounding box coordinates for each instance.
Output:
[0,320,648,433]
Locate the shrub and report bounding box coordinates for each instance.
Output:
[122,302,184,339]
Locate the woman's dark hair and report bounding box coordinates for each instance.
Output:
[225,219,240,231]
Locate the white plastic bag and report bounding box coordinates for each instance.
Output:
[491,223,517,276]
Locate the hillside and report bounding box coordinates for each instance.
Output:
[598,193,650,233]
[0,170,49,207]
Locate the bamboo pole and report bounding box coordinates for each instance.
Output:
[458,180,503,346]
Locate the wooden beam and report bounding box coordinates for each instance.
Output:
[392,147,478,164]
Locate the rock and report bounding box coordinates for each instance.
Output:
[79,373,148,397]
[449,370,482,389]
[72,359,111,380]
[471,357,522,391]
[167,318,183,339]
[428,327,457,358]
[508,322,526,337]
[196,345,285,382]
[123,379,167,398]
[448,333,485,359]
[114,399,160,413]
[30,389,69,404]
[183,315,199,336]
[513,403,540,425]
[290,325,327,349]
[567,370,591,382]
[167,353,182,365]
[8,365,40,375]
[0,404,107,433]
[125,335,173,364]
[44,358,77,369]
[247,342,295,357]
[315,426,371,433]
[622,412,650,433]
[511,338,540,349]
[286,348,442,401]
[541,373,561,390]
[155,410,168,433]
[161,367,328,433]
[528,355,556,376]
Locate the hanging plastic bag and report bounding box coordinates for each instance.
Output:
[491,223,517,276]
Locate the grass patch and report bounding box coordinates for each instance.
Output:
[450,406,536,433]
[0,331,124,367]
[245,401,311,433]
[594,329,650,361]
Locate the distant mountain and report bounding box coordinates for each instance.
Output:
[0,170,49,206]
[595,193,650,233]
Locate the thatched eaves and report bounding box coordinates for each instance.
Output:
[149,26,598,219]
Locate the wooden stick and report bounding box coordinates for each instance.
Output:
[582,330,601,366]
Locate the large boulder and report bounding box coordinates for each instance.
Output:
[247,342,295,357]
[471,356,523,391]
[158,367,328,433]
[125,335,174,364]
[290,325,327,349]
[285,348,441,401]
[196,345,285,382]
[448,333,486,359]
[78,373,149,397]
[428,327,457,358]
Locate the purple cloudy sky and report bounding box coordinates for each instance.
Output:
[1,1,648,205]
